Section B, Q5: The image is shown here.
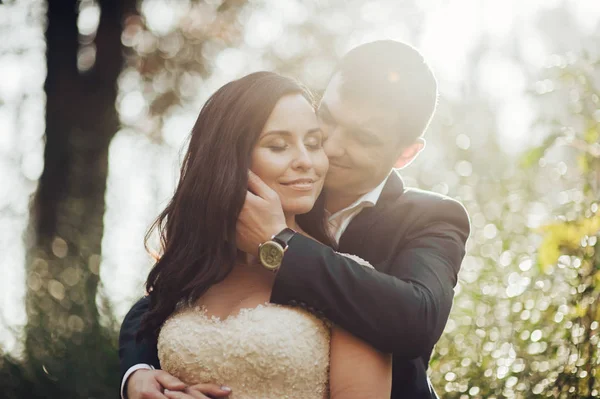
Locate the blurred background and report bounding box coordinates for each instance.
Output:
[0,0,599,397]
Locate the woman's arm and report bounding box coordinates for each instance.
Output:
[329,327,392,399]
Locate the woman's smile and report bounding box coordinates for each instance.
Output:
[280,177,319,192]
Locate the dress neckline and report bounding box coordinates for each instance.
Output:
[192,301,275,324]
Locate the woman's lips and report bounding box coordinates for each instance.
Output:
[281,178,317,191]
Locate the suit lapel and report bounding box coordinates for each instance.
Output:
[338,171,405,255]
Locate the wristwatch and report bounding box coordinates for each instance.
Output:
[258,227,296,272]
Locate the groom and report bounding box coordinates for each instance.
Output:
[120,40,470,399]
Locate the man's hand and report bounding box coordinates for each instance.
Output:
[165,383,232,399]
[127,369,186,399]
[127,369,232,399]
[236,171,287,256]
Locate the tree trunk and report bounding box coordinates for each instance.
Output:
[24,0,132,396]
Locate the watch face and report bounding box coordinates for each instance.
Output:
[259,241,284,270]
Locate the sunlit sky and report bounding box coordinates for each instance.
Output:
[0,0,599,355]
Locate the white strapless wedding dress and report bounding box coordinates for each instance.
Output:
[158,303,330,399]
[157,253,372,399]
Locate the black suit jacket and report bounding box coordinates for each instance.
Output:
[119,171,470,398]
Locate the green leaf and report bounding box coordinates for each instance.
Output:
[519,133,560,169]
[584,127,599,144]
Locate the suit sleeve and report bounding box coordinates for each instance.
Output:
[118,296,161,381]
[270,199,470,359]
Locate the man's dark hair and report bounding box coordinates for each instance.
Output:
[336,40,438,144]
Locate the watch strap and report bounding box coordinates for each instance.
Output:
[272,227,296,250]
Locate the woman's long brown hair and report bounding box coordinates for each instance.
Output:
[138,72,333,340]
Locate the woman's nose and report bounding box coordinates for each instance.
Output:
[291,146,314,170]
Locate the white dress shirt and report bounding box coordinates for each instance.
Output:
[326,174,389,244]
[121,174,392,398]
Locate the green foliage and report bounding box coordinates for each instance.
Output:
[1,293,120,398]
[537,215,599,271]
[520,133,560,169]
[429,52,600,398]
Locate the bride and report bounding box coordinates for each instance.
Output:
[138,71,392,399]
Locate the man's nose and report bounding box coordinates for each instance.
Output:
[323,127,345,158]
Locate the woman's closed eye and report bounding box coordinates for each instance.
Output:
[267,139,289,152]
[305,136,323,150]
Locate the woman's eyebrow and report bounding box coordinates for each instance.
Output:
[261,130,292,138]
[263,128,322,138]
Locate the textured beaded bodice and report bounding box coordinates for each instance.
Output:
[158,303,330,399]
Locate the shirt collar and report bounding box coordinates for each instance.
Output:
[359,173,389,207]
[328,172,392,218]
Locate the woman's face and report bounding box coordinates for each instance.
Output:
[251,94,329,216]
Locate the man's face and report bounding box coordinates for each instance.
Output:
[318,72,403,198]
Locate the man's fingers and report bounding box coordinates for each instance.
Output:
[244,189,261,206]
[127,369,169,399]
[247,171,277,201]
[188,383,232,398]
[164,389,205,399]
[155,370,187,391]
[138,391,168,399]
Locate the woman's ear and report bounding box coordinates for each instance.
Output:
[393,138,425,169]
